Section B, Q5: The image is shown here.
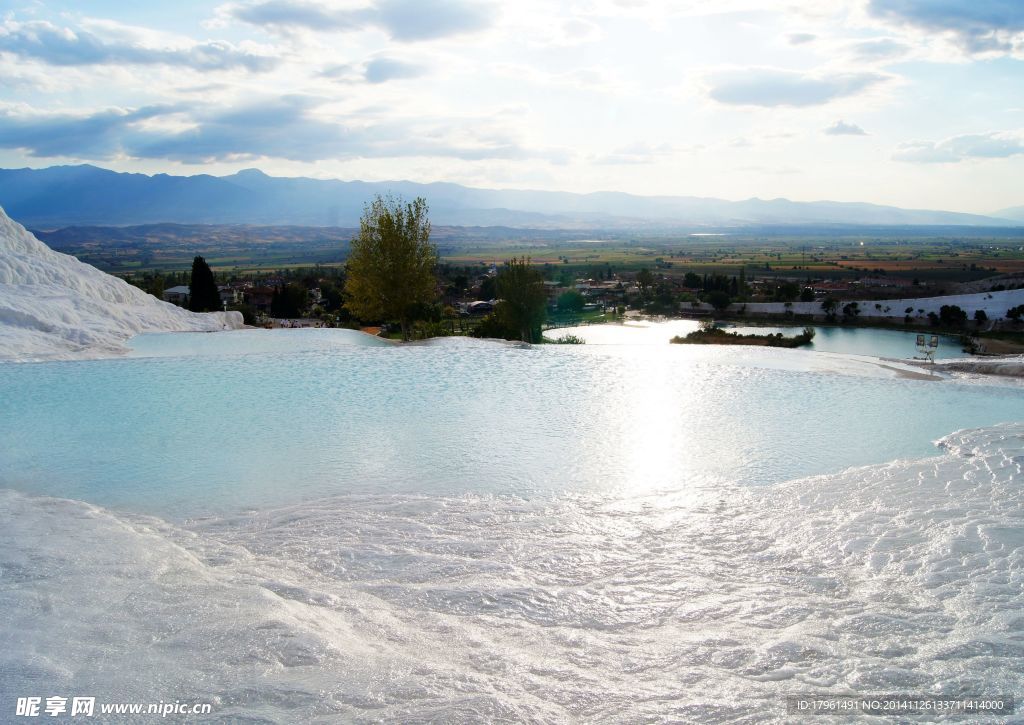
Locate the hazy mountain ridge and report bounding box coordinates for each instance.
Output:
[994,206,1024,222]
[0,164,1017,229]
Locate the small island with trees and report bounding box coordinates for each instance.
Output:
[672,323,816,348]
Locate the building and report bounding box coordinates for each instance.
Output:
[163,285,190,306]
[244,287,276,314]
[811,281,852,295]
[857,277,915,289]
[218,286,240,305]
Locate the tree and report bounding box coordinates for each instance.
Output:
[147,274,165,301]
[939,304,967,327]
[707,290,732,312]
[820,296,838,321]
[189,256,220,312]
[496,257,547,343]
[344,195,438,341]
[636,268,654,297]
[557,289,585,313]
[271,283,308,318]
[479,275,497,300]
[774,281,800,303]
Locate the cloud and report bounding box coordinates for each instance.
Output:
[364,57,425,83]
[319,56,427,84]
[0,20,277,71]
[824,119,867,135]
[491,63,621,93]
[376,0,495,41]
[0,104,179,158]
[706,68,888,107]
[847,37,911,61]
[229,0,495,41]
[561,18,603,44]
[0,98,553,164]
[592,142,678,165]
[893,131,1024,163]
[786,33,816,45]
[868,0,1024,54]
[319,62,356,80]
[229,0,361,31]
[131,96,348,162]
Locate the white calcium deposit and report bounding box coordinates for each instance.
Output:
[0,206,243,361]
[1,423,1022,722]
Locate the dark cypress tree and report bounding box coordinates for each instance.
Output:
[189,256,220,312]
[270,286,282,318]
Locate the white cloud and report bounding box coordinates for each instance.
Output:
[226,0,496,42]
[0,19,277,71]
[363,57,425,83]
[894,131,1024,163]
[868,0,1024,56]
[592,142,680,165]
[846,37,911,62]
[0,98,566,165]
[706,68,889,107]
[786,33,816,45]
[824,119,867,135]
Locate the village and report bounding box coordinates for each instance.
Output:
[153,261,1024,348]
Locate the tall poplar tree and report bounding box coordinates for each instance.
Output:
[345,195,438,340]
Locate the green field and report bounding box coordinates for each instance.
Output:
[33,223,1024,288]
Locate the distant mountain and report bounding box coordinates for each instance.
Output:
[0,164,1017,229]
[994,206,1024,222]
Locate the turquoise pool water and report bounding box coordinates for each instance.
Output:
[0,329,1018,516]
[2,329,1022,722]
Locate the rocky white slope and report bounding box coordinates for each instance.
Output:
[0,206,243,361]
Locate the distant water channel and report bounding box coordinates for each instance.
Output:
[554,318,965,359]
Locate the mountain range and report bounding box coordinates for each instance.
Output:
[1,164,1021,229]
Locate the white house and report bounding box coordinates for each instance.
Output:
[163,285,190,306]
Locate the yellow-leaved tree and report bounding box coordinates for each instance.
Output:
[344,195,438,341]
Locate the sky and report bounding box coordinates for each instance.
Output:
[1,0,1023,213]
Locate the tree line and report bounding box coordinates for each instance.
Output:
[138,195,547,342]
[344,194,546,342]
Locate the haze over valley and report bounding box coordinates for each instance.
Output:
[3,164,1020,230]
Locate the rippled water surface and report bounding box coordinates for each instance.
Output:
[1,329,1022,723]
[0,330,1019,515]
